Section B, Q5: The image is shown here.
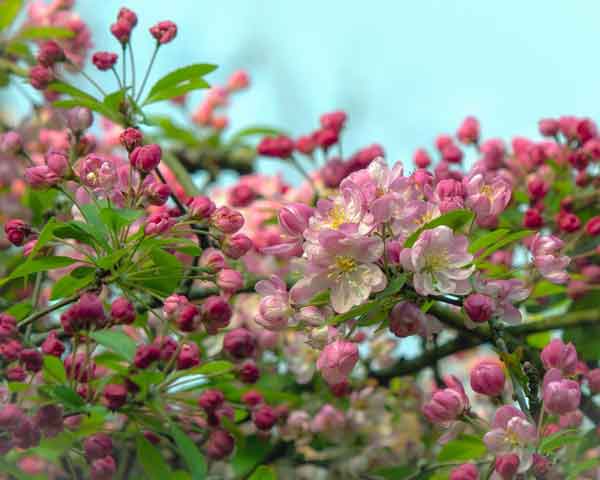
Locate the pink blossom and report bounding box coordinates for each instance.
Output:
[79,154,117,190]
[542,368,580,415]
[150,20,178,44]
[449,463,479,480]
[474,278,530,324]
[392,200,440,239]
[422,375,469,424]
[470,361,505,396]
[256,275,291,331]
[389,301,441,339]
[457,116,480,145]
[530,233,570,284]
[400,226,474,297]
[144,211,175,235]
[540,339,578,375]
[310,404,345,435]
[316,340,358,385]
[464,173,511,225]
[25,165,60,188]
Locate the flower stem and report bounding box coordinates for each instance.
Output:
[136,43,160,104]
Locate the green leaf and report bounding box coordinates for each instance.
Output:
[468,228,510,253]
[5,302,32,320]
[404,209,475,248]
[329,300,379,325]
[526,331,551,349]
[48,81,98,103]
[566,458,600,480]
[171,424,207,480]
[51,385,85,409]
[379,273,407,298]
[437,434,486,462]
[43,355,67,384]
[0,0,22,31]
[27,217,58,259]
[370,465,417,480]
[147,115,198,146]
[144,63,217,105]
[132,248,183,296]
[137,435,172,480]
[54,220,108,250]
[196,360,233,376]
[90,330,137,361]
[229,126,289,144]
[18,26,75,40]
[103,87,128,113]
[249,466,277,480]
[99,207,143,234]
[232,435,273,477]
[0,256,78,286]
[50,266,95,300]
[531,280,566,298]
[539,429,580,453]
[53,98,124,124]
[576,428,600,457]
[475,230,533,263]
[8,382,30,393]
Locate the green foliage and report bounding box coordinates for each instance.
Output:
[50,266,95,300]
[474,230,533,263]
[137,435,173,480]
[437,434,486,462]
[539,429,579,453]
[0,256,78,287]
[17,26,75,40]
[143,63,217,105]
[404,209,475,248]
[90,330,137,361]
[170,424,207,479]
[0,0,23,31]
[42,355,67,384]
[249,466,277,480]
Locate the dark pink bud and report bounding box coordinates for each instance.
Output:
[463,293,494,323]
[527,177,549,200]
[6,365,27,381]
[217,268,244,294]
[449,463,479,480]
[295,135,316,155]
[413,148,431,168]
[495,454,519,480]
[257,135,294,158]
[134,344,161,369]
[0,131,23,155]
[12,417,41,449]
[577,117,597,143]
[532,454,550,477]
[154,336,178,362]
[228,184,255,207]
[558,212,581,233]
[0,339,23,362]
[539,118,559,137]
[226,70,249,91]
[103,384,127,410]
[582,264,600,283]
[130,144,162,172]
[119,127,143,152]
[201,296,232,334]
[35,404,64,437]
[198,389,224,412]
[585,216,600,236]
[4,219,31,246]
[90,456,116,480]
[29,65,54,90]
[117,7,138,27]
[470,361,505,396]
[241,389,263,407]
[0,313,16,339]
[480,138,505,169]
[543,375,580,415]
[41,331,65,357]
[19,348,43,372]
[211,206,244,234]
[320,111,347,133]
[321,157,348,188]
[441,143,463,163]
[110,19,132,44]
[84,433,113,460]
[389,301,424,338]
[205,429,234,460]
[176,304,200,332]
[523,208,543,228]
[252,404,277,431]
[177,343,200,370]
[45,150,69,176]
[25,165,60,188]
[92,51,118,71]
[64,353,95,382]
[66,107,93,133]
[435,179,464,199]
[567,279,588,300]
[238,360,260,384]
[144,210,175,236]
[0,404,25,431]
[110,297,135,324]
[187,195,216,219]
[315,128,339,149]
[541,339,578,375]
[223,328,256,359]
[143,177,171,206]
[456,116,480,144]
[149,20,177,44]
[222,233,252,259]
[199,248,226,271]
[37,40,65,67]
[588,369,600,394]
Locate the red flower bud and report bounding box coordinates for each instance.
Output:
[130,144,162,172]
[134,344,161,369]
[90,456,117,480]
[319,111,347,133]
[228,184,255,207]
[29,65,54,90]
[223,328,256,359]
[92,51,118,71]
[241,390,263,407]
[523,208,543,228]
[111,297,136,325]
[110,19,132,44]
[586,216,600,236]
[201,296,232,334]
[205,429,234,460]
[119,127,143,152]
[558,212,581,233]
[41,331,65,357]
[37,41,65,67]
[257,135,294,158]
[413,148,431,168]
[252,404,277,431]
[84,433,113,461]
[222,233,252,259]
[177,343,200,370]
[149,21,177,44]
[470,361,505,396]
[103,384,127,410]
[463,293,494,323]
[238,360,260,384]
[19,348,43,372]
[211,206,244,234]
[4,219,31,246]
[117,7,138,27]
[198,389,224,412]
[187,195,216,219]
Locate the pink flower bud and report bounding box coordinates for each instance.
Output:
[532,454,550,477]
[142,177,170,206]
[538,118,559,137]
[279,203,313,237]
[80,154,117,190]
[41,331,65,357]
[0,131,23,155]
[4,219,31,246]
[253,405,277,431]
[228,184,255,207]
[463,293,494,323]
[7,366,26,381]
[103,384,127,410]
[84,433,113,461]
[19,348,43,372]
[470,361,505,396]
[238,360,260,383]
[295,135,316,155]
[134,344,160,369]
[154,336,178,361]
[45,150,69,176]
[177,342,200,369]
[587,369,600,394]
[66,107,93,133]
[321,157,348,188]
[389,301,426,338]
[558,212,581,233]
[257,295,290,331]
[12,417,40,449]
[199,389,225,412]
[34,403,64,438]
[222,233,252,259]
[223,328,256,359]
[90,456,116,480]
[257,135,295,158]
[110,297,135,324]
[149,20,177,44]
[315,128,339,149]
[227,70,249,91]
[422,377,468,424]
[494,454,519,480]
[543,374,580,415]
[119,127,143,152]
[187,195,216,219]
[586,216,600,236]
[29,65,53,90]
[0,339,22,362]
[130,144,162,172]
[0,313,16,340]
[144,210,175,235]
[201,296,232,334]
[540,339,578,375]
[242,389,263,407]
[176,303,200,332]
[457,116,480,145]
[413,148,431,168]
[449,463,479,480]
[320,111,347,133]
[0,404,25,431]
[441,143,463,163]
[316,340,358,386]
[311,404,345,434]
[205,429,234,460]
[199,248,226,271]
[523,208,543,228]
[211,206,244,234]
[110,19,132,43]
[37,40,65,67]
[25,165,60,188]
[117,7,138,27]
[217,268,244,294]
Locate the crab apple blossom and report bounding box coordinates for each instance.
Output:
[542,369,581,415]
[92,51,117,70]
[422,375,469,424]
[29,65,53,90]
[449,463,479,480]
[316,340,358,386]
[0,131,23,154]
[130,144,162,172]
[150,20,177,44]
[470,361,505,396]
[4,219,31,246]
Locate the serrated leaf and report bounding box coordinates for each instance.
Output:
[476,230,533,263]
[99,207,143,234]
[137,435,172,480]
[5,302,32,320]
[144,79,210,105]
[437,434,486,462]
[103,87,128,113]
[469,228,510,253]
[171,424,207,479]
[144,63,217,105]
[18,26,74,40]
[328,300,379,325]
[90,330,137,361]
[43,355,67,384]
[50,266,95,300]
[404,209,475,248]
[0,256,78,286]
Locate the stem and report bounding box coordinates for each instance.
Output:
[122,43,127,91]
[128,39,136,99]
[79,70,107,97]
[136,43,160,104]
[112,66,123,90]
[19,294,80,328]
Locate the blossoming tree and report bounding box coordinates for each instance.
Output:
[0,1,599,479]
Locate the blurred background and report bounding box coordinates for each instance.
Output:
[5,0,600,175]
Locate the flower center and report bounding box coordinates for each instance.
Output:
[334,255,357,273]
[329,205,346,229]
[424,250,448,271]
[86,171,98,185]
[416,210,436,226]
[480,184,494,199]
